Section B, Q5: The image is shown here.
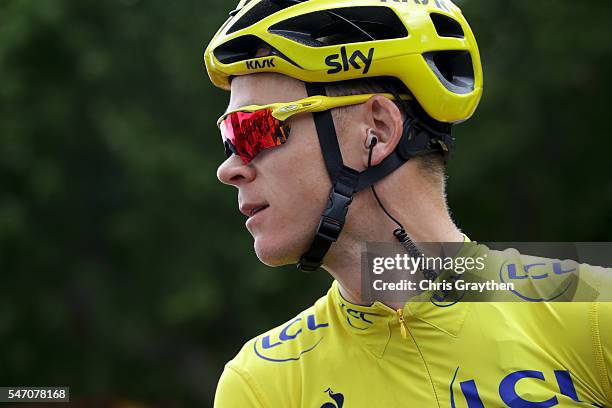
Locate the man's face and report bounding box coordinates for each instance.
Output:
[217,73,331,266]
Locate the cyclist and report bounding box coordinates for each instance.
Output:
[204,0,612,406]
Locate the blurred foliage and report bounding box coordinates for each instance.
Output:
[0,0,610,405]
[451,0,612,240]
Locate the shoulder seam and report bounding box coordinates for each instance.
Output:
[227,364,269,408]
[589,302,612,403]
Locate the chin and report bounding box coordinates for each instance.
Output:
[253,234,307,267]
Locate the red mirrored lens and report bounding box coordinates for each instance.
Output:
[219,109,288,163]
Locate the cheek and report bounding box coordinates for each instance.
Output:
[270,120,330,226]
[253,117,332,262]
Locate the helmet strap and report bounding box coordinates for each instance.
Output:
[298,82,359,271]
[297,82,454,272]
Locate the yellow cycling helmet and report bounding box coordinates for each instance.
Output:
[204,0,483,123]
[204,0,484,272]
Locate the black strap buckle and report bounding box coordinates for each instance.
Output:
[316,216,343,242]
[298,180,355,272]
[323,188,353,224]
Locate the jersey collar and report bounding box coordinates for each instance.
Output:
[329,235,477,358]
[330,280,394,358]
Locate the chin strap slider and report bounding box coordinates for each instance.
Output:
[298,167,358,272]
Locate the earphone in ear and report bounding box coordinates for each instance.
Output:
[366,129,378,149]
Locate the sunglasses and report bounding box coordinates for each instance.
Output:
[217,93,409,164]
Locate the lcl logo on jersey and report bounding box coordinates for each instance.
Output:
[499,259,578,302]
[340,303,376,330]
[430,271,464,307]
[253,313,328,363]
[325,46,374,74]
[450,367,605,407]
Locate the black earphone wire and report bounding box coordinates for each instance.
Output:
[367,138,439,281]
[367,138,404,230]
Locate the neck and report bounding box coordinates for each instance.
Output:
[322,162,463,306]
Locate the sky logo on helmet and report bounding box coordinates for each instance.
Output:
[325,47,374,75]
[246,57,275,70]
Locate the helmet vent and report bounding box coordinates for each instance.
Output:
[268,6,408,47]
[423,51,474,94]
[227,0,294,34]
[430,13,464,39]
[214,35,273,64]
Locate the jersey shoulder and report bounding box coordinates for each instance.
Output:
[232,289,333,368]
[217,286,337,407]
[458,242,611,302]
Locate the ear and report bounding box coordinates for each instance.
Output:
[361,95,404,168]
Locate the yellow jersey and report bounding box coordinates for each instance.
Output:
[214,242,612,407]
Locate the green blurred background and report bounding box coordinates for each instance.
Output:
[1,0,611,405]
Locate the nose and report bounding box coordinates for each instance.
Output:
[217,155,256,187]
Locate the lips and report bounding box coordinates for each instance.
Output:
[239,203,270,218]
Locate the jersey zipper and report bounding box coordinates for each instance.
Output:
[397,308,408,339]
